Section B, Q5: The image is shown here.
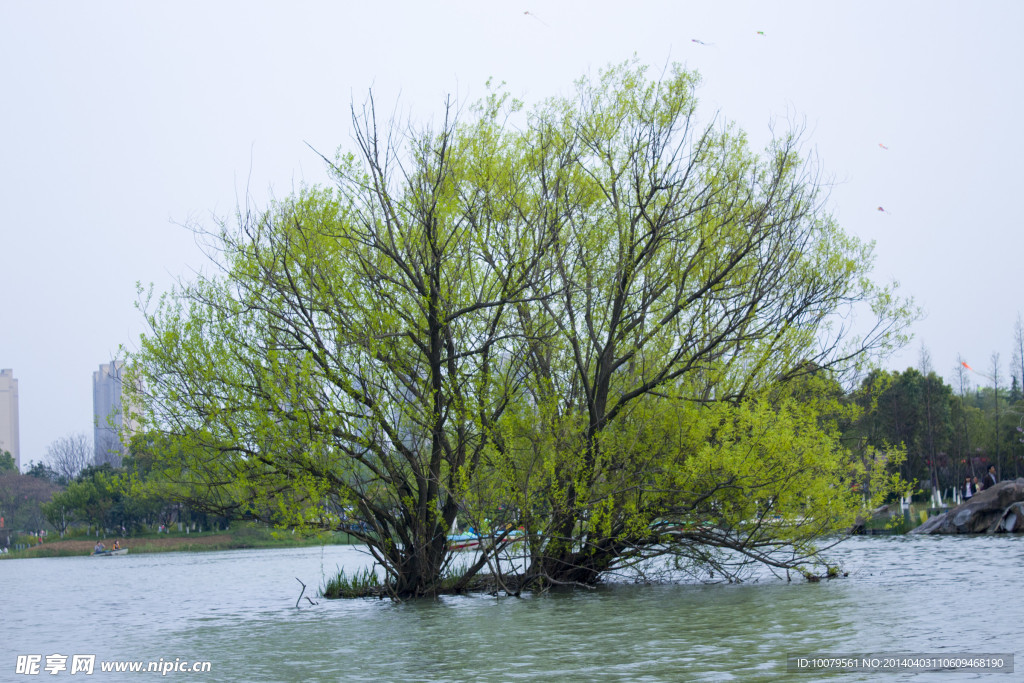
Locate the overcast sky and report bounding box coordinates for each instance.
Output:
[2,1,1022,467]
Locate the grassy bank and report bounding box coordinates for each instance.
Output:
[1,524,357,560]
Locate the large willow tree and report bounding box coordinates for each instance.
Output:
[129,61,913,597]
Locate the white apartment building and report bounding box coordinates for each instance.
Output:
[0,369,19,469]
[93,361,132,466]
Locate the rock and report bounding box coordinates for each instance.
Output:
[848,504,895,534]
[994,501,1024,533]
[909,478,1024,534]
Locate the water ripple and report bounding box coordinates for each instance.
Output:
[5,536,1022,681]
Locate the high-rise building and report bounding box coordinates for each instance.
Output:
[0,369,19,470]
[93,361,133,466]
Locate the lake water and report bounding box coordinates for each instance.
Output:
[4,535,1021,681]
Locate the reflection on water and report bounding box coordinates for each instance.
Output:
[6,535,1022,681]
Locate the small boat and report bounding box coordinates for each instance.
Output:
[91,548,129,556]
[447,528,525,552]
[447,531,481,552]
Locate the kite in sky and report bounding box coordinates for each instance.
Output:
[523,11,549,26]
[877,206,890,214]
[756,31,766,36]
[878,143,889,150]
[962,361,996,383]
[691,38,713,45]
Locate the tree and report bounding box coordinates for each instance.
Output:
[917,347,953,495]
[118,433,207,531]
[130,61,914,596]
[991,353,1002,477]
[45,464,120,532]
[0,450,16,473]
[952,354,976,479]
[0,471,60,535]
[25,461,60,484]
[849,366,953,495]
[45,432,91,484]
[40,491,72,537]
[1013,313,1024,403]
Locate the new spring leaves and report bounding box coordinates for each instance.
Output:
[131,62,913,596]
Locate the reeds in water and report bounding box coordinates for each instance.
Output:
[320,566,381,599]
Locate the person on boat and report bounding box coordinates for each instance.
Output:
[93,541,105,554]
[112,540,121,551]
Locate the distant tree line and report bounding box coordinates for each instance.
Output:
[0,449,60,543]
[0,437,229,545]
[10,347,1018,549]
[846,346,1024,501]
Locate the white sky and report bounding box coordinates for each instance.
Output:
[2,1,1022,467]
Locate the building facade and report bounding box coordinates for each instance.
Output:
[93,361,132,466]
[0,369,19,470]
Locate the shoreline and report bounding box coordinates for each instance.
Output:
[1,529,356,560]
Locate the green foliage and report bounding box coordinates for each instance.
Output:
[0,470,60,535]
[0,450,15,473]
[129,61,915,595]
[39,461,173,535]
[845,366,1024,495]
[466,59,914,584]
[849,368,952,485]
[25,461,60,483]
[45,465,116,530]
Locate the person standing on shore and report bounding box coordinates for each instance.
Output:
[962,476,975,501]
[983,465,998,490]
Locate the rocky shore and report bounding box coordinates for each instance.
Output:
[910,478,1024,535]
